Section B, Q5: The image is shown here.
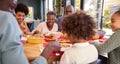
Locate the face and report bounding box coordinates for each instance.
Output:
[66,7,73,15]
[110,14,120,32]
[15,11,25,23]
[8,0,18,14]
[0,0,17,14]
[47,14,55,27]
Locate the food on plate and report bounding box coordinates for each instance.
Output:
[58,38,70,43]
[92,35,99,40]
[51,32,62,38]
[44,33,53,38]
[59,33,67,39]
[44,33,56,42]
[61,43,72,48]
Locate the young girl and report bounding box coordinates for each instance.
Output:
[59,11,98,64]
[94,11,120,64]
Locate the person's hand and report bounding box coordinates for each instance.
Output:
[48,41,61,52]
[33,30,39,34]
[41,42,61,60]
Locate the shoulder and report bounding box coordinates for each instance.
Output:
[114,30,120,34]
[0,11,16,24]
[66,44,97,52]
[37,22,45,26]
[0,11,17,26]
[88,44,98,50]
[40,22,46,25]
[109,30,120,40]
[0,11,13,18]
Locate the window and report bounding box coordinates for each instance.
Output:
[84,0,102,29]
[75,0,80,11]
[103,0,120,35]
[27,6,34,19]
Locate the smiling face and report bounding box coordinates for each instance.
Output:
[110,13,120,32]
[7,0,17,14]
[15,11,25,24]
[0,0,17,14]
[47,14,55,27]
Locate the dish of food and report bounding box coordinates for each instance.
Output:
[27,36,44,44]
[61,43,72,48]
[60,43,72,51]
[44,33,56,42]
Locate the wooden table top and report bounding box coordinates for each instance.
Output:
[23,43,41,61]
[22,43,61,63]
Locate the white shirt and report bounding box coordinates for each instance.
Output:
[59,42,98,64]
[32,22,58,34]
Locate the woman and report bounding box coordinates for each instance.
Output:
[32,11,58,34]
[15,3,30,36]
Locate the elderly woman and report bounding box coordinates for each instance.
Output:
[32,11,58,34]
[15,3,30,36]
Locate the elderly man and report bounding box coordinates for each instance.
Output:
[58,5,74,31]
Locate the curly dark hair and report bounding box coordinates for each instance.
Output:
[61,11,96,40]
[15,3,29,15]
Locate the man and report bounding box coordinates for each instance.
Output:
[0,0,60,64]
[58,5,74,31]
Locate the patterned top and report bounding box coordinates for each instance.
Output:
[94,30,120,64]
[19,21,30,35]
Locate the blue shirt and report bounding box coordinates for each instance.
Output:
[58,16,63,30]
[0,10,47,64]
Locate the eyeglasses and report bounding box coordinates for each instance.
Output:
[66,11,72,12]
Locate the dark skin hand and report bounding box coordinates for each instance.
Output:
[33,30,40,34]
[41,42,61,60]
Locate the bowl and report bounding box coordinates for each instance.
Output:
[27,37,44,44]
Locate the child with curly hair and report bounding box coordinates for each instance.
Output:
[59,11,98,64]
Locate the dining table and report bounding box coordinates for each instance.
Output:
[22,32,108,63]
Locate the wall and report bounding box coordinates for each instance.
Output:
[18,0,41,19]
